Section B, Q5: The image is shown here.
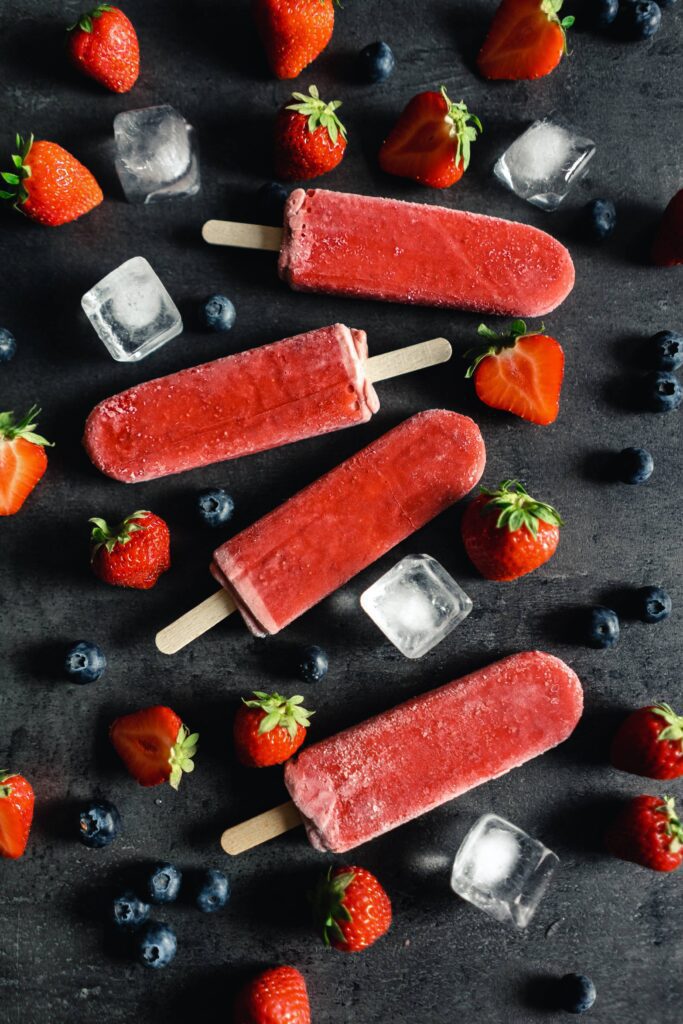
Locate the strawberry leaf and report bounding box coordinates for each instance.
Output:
[286,85,347,143]
[440,86,482,171]
[242,691,314,739]
[479,480,564,535]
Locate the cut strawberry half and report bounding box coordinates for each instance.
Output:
[110,706,198,789]
[477,0,574,81]
[0,406,52,515]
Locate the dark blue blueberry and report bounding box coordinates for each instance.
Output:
[200,294,236,332]
[617,446,654,485]
[136,920,177,969]
[358,41,396,83]
[65,640,107,683]
[111,891,150,930]
[197,487,234,527]
[585,606,619,649]
[650,330,683,371]
[558,973,597,1014]
[620,0,662,38]
[584,198,616,241]
[78,800,121,848]
[643,371,683,411]
[195,868,230,913]
[256,181,288,224]
[0,328,17,363]
[636,585,672,623]
[146,862,182,904]
[298,645,329,683]
[593,0,619,24]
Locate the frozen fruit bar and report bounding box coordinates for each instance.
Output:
[211,410,485,636]
[285,651,583,853]
[279,188,575,316]
[83,324,379,482]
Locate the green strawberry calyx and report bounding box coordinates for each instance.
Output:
[652,704,683,743]
[0,771,15,799]
[0,406,53,447]
[440,86,482,172]
[241,691,313,740]
[311,866,356,946]
[286,86,347,145]
[541,0,575,54]
[168,724,199,791]
[478,479,564,537]
[67,4,114,33]
[464,319,545,377]
[89,510,150,555]
[657,796,683,854]
[0,134,34,209]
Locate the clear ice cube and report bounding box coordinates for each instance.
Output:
[114,104,201,204]
[81,256,183,362]
[450,813,559,928]
[493,118,596,211]
[360,554,472,659]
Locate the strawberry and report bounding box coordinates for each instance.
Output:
[234,692,313,768]
[0,772,34,860]
[253,0,335,80]
[606,795,683,872]
[1,134,103,227]
[0,407,52,516]
[67,5,140,94]
[379,87,482,189]
[461,479,563,582]
[312,865,392,953]
[611,704,683,780]
[89,510,170,589]
[234,965,311,1024]
[477,0,574,81]
[274,85,347,180]
[110,706,198,789]
[465,319,565,426]
[651,188,683,267]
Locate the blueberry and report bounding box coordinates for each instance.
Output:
[298,645,329,683]
[593,0,619,24]
[195,868,230,913]
[65,640,107,683]
[643,370,683,412]
[146,862,182,904]
[584,198,616,241]
[136,920,177,969]
[111,891,150,930]
[200,294,236,332]
[197,488,234,527]
[585,606,620,649]
[78,800,121,848]
[0,328,17,363]
[650,330,683,371]
[617,446,654,485]
[636,585,672,623]
[358,41,396,83]
[558,973,597,1014]
[620,0,662,38]
[256,181,288,224]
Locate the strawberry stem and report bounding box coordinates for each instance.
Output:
[0,406,53,446]
[479,479,564,536]
[89,510,150,555]
[168,724,199,791]
[464,320,545,377]
[0,134,34,209]
[67,3,114,33]
[286,86,347,145]
[241,692,313,740]
[439,86,482,171]
[311,867,356,946]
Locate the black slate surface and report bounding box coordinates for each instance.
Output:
[1,1,682,1021]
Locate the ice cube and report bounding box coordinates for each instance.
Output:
[450,813,559,928]
[360,554,472,659]
[81,257,183,362]
[114,105,201,204]
[494,118,596,211]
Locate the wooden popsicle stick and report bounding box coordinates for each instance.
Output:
[155,589,236,655]
[202,219,283,252]
[365,337,452,383]
[221,801,303,855]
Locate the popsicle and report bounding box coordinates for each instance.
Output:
[220,651,583,855]
[156,410,486,653]
[83,325,452,483]
[202,188,575,317]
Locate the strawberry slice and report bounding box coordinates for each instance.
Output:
[110,706,198,789]
[651,188,683,267]
[379,87,482,189]
[0,406,52,515]
[465,320,565,425]
[0,771,35,860]
[477,0,574,81]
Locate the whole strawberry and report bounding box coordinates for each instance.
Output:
[89,510,170,589]
[0,134,103,227]
[68,5,140,94]
[0,407,52,516]
[253,0,335,79]
[606,795,683,872]
[651,188,683,267]
[611,704,683,780]
[110,705,198,789]
[274,85,347,180]
[234,965,311,1024]
[461,479,563,582]
[0,771,35,860]
[234,692,313,767]
[312,865,392,953]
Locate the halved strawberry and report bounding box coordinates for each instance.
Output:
[651,188,683,267]
[0,771,35,860]
[477,0,574,81]
[379,87,482,189]
[465,320,565,425]
[0,406,52,516]
[110,706,198,789]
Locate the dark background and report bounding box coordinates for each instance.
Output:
[1,1,681,1021]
